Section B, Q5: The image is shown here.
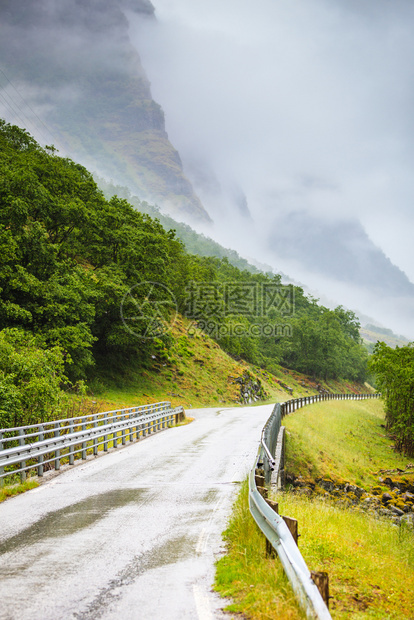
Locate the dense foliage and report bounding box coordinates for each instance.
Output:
[369,342,414,455]
[0,119,368,426]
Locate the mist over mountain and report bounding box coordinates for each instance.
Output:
[0,0,209,222]
[1,0,414,337]
[132,0,414,338]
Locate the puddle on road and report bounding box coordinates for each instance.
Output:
[0,489,147,556]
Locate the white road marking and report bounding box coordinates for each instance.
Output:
[193,584,214,620]
[196,527,208,554]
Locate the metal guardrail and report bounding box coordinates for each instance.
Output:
[0,401,185,483]
[249,392,381,619]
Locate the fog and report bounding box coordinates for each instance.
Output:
[130,0,414,336]
[1,0,414,337]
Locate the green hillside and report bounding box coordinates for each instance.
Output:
[361,324,410,352]
[0,119,369,430]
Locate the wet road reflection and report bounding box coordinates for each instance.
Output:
[0,404,272,620]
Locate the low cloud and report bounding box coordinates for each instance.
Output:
[130,0,414,335]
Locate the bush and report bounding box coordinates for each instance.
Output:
[0,328,68,428]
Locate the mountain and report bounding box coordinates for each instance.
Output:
[267,212,414,298]
[0,0,210,222]
[2,0,414,338]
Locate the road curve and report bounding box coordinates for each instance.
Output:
[0,404,273,620]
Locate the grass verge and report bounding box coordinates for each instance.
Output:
[0,478,38,503]
[279,398,414,617]
[284,398,413,489]
[216,399,414,619]
[277,492,414,618]
[214,480,304,619]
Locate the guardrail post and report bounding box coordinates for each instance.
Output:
[19,429,26,482]
[283,516,299,545]
[311,572,330,608]
[0,431,4,486]
[129,412,135,442]
[93,415,98,455]
[264,497,280,558]
[113,414,118,448]
[122,413,126,445]
[54,424,60,471]
[69,421,74,464]
[104,413,108,451]
[82,420,87,460]
[38,425,44,477]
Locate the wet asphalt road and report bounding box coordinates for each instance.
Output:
[0,404,273,620]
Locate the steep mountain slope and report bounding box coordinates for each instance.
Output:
[267,212,414,297]
[0,0,209,222]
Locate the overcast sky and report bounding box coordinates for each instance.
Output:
[131,0,414,290]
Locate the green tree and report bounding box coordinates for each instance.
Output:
[369,342,414,454]
[0,329,67,428]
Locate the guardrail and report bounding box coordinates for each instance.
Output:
[249,392,381,619]
[0,401,185,484]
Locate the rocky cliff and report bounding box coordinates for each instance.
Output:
[0,0,210,222]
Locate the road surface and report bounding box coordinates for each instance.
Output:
[0,404,273,620]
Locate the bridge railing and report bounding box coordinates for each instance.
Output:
[249,392,381,619]
[0,401,185,483]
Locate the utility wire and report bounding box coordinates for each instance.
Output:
[0,66,64,151]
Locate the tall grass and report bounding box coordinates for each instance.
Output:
[216,399,414,619]
[278,492,414,618]
[284,399,414,488]
[215,480,304,619]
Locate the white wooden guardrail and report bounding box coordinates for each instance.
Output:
[249,392,381,619]
[0,401,185,484]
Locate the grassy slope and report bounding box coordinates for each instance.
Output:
[89,314,368,412]
[280,399,414,618]
[360,326,409,349]
[1,318,368,504]
[284,399,414,489]
[216,399,414,619]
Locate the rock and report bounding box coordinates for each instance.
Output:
[390,505,405,516]
[317,478,335,493]
[382,493,393,504]
[379,508,392,516]
[361,497,374,506]
[346,484,366,498]
[401,514,414,526]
